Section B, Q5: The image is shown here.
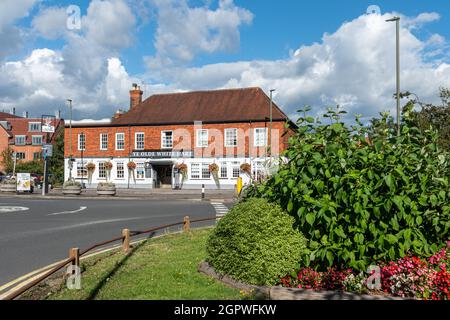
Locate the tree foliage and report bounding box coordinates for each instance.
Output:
[246,106,450,272]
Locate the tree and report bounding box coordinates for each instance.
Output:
[0,147,14,174]
[48,129,65,185]
[401,88,450,151]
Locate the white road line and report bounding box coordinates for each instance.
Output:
[47,206,87,216]
[0,206,29,213]
[211,201,229,217]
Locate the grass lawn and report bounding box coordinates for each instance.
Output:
[45,228,241,300]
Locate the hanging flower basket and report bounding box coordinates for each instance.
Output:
[208,163,219,173]
[127,161,136,184]
[176,163,188,180]
[86,162,95,184]
[104,161,113,170]
[104,161,113,181]
[209,163,220,189]
[240,163,251,175]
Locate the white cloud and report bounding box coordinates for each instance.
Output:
[31,7,67,40]
[146,12,450,121]
[0,0,137,118]
[145,0,253,68]
[0,0,38,61]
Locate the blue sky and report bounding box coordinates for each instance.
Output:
[1,0,449,120]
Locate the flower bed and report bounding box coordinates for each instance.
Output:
[277,243,450,300]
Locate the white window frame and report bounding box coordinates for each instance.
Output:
[231,161,240,179]
[15,135,26,146]
[201,163,211,179]
[136,162,145,180]
[254,128,268,147]
[115,133,125,151]
[76,162,87,179]
[161,130,173,149]
[98,162,106,179]
[28,122,41,132]
[219,161,228,179]
[196,129,209,148]
[135,132,145,150]
[78,133,86,151]
[190,163,200,180]
[32,135,43,146]
[116,162,125,179]
[15,152,26,160]
[100,133,108,150]
[225,128,238,147]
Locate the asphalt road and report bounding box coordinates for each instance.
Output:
[0,197,229,286]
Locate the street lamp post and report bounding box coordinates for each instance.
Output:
[386,16,401,136]
[67,99,73,179]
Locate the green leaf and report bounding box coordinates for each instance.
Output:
[416,216,423,225]
[305,213,315,226]
[326,251,334,266]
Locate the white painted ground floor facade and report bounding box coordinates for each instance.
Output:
[64,156,272,190]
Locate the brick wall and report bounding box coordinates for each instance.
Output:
[64,121,293,159]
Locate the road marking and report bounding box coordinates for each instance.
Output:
[0,206,29,213]
[47,206,87,216]
[211,202,229,217]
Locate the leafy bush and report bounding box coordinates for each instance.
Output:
[206,198,308,286]
[247,106,450,271]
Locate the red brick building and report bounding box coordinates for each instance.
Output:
[64,86,295,189]
[0,112,63,174]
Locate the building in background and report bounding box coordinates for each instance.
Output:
[64,86,295,189]
[0,111,64,174]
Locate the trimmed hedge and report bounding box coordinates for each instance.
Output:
[206,198,308,286]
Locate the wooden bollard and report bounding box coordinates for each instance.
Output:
[183,216,190,233]
[69,248,80,268]
[122,229,130,253]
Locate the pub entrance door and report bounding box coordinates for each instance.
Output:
[153,165,172,188]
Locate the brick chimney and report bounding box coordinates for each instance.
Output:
[129,83,143,110]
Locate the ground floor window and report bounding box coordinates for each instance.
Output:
[231,161,240,178]
[190,163,200,179]
[116,162,124,179]
[252,161,266,181]
[190,163,211,180]
[98,162,106,179]
[219,162,228,179]
[201,163,210,179]
[77,162,87,178]
[33,152,41,160]
[136,162,145,179]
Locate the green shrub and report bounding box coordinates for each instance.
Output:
[247,106,450,271]
[206,198,308,286]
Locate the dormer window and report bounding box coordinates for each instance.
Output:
[29,122,41,132]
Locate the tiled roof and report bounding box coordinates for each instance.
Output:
[0,112,21,121]
[6,118,64,144]
[112,87,290,125]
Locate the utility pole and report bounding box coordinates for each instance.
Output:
[386,17,401,136]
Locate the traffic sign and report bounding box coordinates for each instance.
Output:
[42,144,53,158]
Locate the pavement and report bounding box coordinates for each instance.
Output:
[0,196,234,291]
[0,187,237,201]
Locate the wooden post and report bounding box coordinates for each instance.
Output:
[183,216,190,233]
[122,229,130,253]
[69,247,80,268]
